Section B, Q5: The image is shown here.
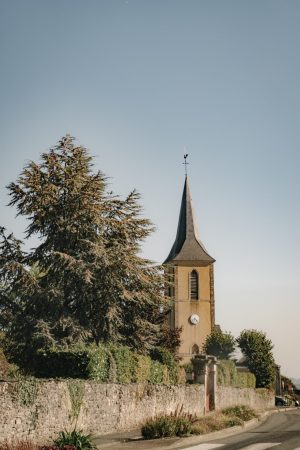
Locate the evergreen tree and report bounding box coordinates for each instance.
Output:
[0,135,167,369]
[236,329,276,388]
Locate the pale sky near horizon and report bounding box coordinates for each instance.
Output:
[1,0,300,378]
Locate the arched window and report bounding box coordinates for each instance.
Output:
[192,344,200,354]
[190,270,199,300]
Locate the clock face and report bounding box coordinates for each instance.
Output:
[189,314,200,325]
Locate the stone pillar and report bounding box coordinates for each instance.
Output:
[191,355,207,384]
[191,355,217,413]
[207,356,217,411]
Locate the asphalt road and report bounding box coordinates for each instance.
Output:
[181,409,300,450]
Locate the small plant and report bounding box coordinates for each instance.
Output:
[54,430,97,450]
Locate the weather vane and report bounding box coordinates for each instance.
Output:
[183,152,189,176]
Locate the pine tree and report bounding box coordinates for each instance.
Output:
[0,135,167,368]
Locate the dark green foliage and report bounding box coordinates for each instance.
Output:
[54,430,97,450]
[237,329,276,388]
[141,416,191,439]
[32,347,91,378]
[158,325,182,356]
[217,360,256,388]
[203,329,235,359]
[222,405,258,421]
[150,347,178,384]
[0,136,168,371]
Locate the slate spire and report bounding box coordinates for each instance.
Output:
[164,176,215,265]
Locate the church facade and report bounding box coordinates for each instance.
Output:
[164,176,215,361]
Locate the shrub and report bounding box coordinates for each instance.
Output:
[222,405,257,421]
[54,430,97,450]
[175,417,192,436]
[141,416,191,439]
[142,416,178,439]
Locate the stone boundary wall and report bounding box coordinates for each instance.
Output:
[216,386,274,410]
[0,380,273,443]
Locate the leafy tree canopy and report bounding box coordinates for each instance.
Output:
[236,329,276,389]
[0,135,168,371]
[203,329,235,359]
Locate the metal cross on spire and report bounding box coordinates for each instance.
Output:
[183,152,189,176]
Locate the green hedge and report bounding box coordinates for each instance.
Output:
[31,344,181,385]
[150,348,179,384]
[236,371,256,388]
[217,360,256,388]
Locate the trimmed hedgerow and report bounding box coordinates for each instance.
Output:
[34,346,90,378]
[150,348,178,384]
[108,345,136,383]
[217,360,237,386]
[134,354,152,383]
[149,360,165,384]
[86,345,110,382]
[236,371,256,388]
[29,343,180,384]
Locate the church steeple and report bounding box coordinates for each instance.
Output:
[164,176,215,265]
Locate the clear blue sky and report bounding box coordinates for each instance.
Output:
[1,0,300,378]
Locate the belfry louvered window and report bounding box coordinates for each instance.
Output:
[190,270,199,300]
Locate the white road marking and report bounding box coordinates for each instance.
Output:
[241,444,280,450]
[183,444,224,450]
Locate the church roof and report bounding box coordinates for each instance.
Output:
[164,176,215,266]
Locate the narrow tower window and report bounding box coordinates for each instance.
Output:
[190,270,199,300]
[192,344,200,354]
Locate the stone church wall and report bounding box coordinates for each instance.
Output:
[0,380,273,443]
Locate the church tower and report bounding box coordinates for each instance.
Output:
[164,176,215,361]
